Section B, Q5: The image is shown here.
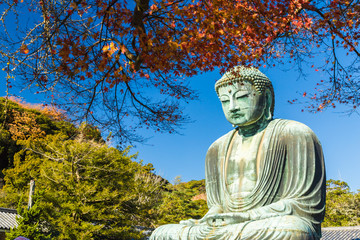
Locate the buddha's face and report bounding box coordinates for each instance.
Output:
[218,81,266,127]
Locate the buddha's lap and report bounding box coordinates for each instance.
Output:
[243,215,312,233]
[150,215,316,240]
[241,215,315,239]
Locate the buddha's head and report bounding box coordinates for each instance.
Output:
[215,66,274,128]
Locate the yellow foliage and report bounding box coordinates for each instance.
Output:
[8,110,46,141]
[8,97,66,121]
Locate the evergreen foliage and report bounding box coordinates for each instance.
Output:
[0,98,163,239]
[4,134,163,239]
[155,179,207,226]
[6,199,51,240]
[322,179,360,227]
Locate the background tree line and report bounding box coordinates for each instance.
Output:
[0,98,208,239]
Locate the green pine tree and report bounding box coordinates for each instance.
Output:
[3,133,163,240]
[323,179,360,227]
[6,198,51,240]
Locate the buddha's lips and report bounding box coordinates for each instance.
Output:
[231,114,244,118]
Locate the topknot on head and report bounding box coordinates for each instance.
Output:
[215,66,271,94]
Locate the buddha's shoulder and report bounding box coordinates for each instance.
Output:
[272,119,317,137]
[208,129,236,150]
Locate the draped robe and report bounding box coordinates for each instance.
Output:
[150,119,326,240]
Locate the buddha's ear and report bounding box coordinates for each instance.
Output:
[264,89,273,120]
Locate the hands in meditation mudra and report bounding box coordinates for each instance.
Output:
[150,66,326,240]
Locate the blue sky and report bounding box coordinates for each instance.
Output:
[1,64,359,192]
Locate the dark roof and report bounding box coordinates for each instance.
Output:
[321,226,360,240]
[0,207,18,231]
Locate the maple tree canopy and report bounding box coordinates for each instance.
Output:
[0,0,359,143]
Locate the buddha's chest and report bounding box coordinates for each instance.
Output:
[225,131,264,197]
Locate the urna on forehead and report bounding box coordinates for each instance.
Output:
[215,66,272,95]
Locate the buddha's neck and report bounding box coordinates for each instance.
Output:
[236,117,271,137]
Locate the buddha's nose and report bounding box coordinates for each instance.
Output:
[229,101,240,112]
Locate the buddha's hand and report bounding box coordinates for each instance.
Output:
[179,205,223,226]
[205,212,250,227]
[179,218,204,226]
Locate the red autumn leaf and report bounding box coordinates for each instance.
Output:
[20,44,29,54]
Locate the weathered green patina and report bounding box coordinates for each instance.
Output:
[150,66,326,240]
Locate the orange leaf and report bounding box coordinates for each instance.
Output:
[20,44,29,54]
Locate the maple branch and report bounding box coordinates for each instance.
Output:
[125,81,156,115]
[307,5,360,57]
[331,34,337,90]
[132,0,150,33]
[130,0,153,69]
[113,79,128,122]
[38,0,77,53]
[99,0,119,46]
[0,1,16,39]
[0,50,35,70]
[77,46,125,119]
[112,38,136,61]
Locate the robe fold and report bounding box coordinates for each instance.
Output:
[150,119,326,240]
